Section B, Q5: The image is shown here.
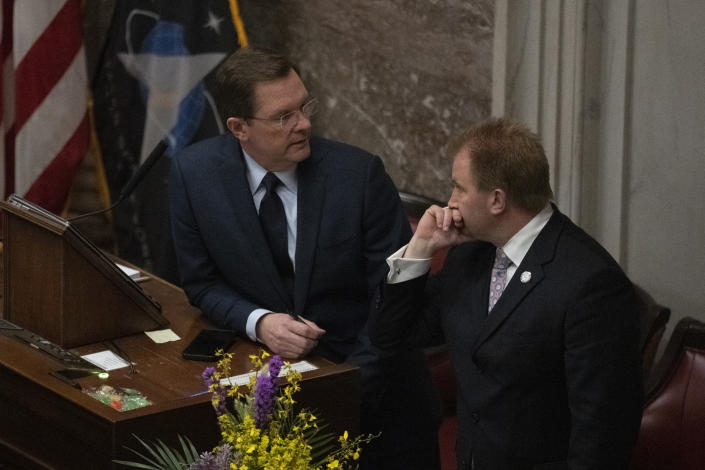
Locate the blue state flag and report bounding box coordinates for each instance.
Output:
[92,1,242,282]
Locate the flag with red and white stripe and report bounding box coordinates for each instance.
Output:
[1,0,89,214]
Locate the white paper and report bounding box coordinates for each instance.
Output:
[82,350,131,371]
[115,262,149,282]
[116,263,140,278]
[145,329,181,343]
[219,360,319,387]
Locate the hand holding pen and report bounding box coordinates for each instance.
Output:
[256,312,325,360]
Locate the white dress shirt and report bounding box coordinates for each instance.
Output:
[387,204,554,284]
[242,151,298,340]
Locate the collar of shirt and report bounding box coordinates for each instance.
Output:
[242,150,298,197]
[501,203,554,271]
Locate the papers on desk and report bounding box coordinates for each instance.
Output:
[115,262,149,282]
[219,360,318,387]
[81,350,131,371]
[145,329,180,343]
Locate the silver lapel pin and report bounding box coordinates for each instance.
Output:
[520,271,532,283]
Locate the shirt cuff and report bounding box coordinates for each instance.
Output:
[386,244,432,284]
[246,308,270,342]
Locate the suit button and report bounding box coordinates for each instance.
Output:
[473,357,485,374]
[471,412,479,422]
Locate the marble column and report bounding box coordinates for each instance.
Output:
[493,0,705,350]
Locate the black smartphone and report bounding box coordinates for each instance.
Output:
[182,329,238,361]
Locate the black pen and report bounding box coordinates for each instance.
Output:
[287,310,305,323]
[103,340,136,375]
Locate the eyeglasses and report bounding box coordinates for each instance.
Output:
[247,98,318,130]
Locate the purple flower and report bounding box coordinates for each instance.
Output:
[188,444,233,470]
[202,367,216,387]
[202,366,227,416]
[269,355,283,379]
[254,374,275,428]
[211,444,233,468]
[253,355,282,429]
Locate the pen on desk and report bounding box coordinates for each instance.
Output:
[49,371,82,390]
[103,340,136,375]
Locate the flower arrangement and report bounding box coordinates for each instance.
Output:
[115,350,375,470]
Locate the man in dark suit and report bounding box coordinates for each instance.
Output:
[169,47,440,469]
[370,118,643,470]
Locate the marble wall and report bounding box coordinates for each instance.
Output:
[239,0,494,202]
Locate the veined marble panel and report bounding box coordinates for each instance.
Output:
[240,0,494,202]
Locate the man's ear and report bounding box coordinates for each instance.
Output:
[226,117,249,140]
[488,188,506,215]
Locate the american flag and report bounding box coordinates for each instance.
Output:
[0,0,89,215]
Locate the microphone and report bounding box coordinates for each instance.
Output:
[69,138,169,223]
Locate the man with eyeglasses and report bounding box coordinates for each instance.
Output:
[169,47,441,469]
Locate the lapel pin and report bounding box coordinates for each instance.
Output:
[520,271,532,283]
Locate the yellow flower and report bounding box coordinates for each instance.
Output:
[201,349,377,469]
[259,435,269,450]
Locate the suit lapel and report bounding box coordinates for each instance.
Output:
[293,151,325,315]
[471,208,565,352]
[472,260,545,349]
[217,137,293,309]
[459,246,496,344]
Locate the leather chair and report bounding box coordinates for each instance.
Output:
[635,285,671,380]
[399,191,455,469]
[631,317,705,470]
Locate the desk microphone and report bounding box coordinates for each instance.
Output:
[69,138,169,222]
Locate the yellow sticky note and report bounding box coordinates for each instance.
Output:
[145,329,181,343]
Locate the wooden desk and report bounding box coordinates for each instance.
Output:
[0,274,359,470]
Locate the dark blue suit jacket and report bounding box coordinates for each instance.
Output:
[170,133,411,359]
[170,134,441,467]
[372,207,643,470]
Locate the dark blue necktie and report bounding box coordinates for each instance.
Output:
[259,172,294,301]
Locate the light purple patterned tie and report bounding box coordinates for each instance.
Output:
[488,248,511,312]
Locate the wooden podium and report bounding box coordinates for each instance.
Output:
[0,197,360,470]
[1,195,168,348]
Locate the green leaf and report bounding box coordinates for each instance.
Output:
[133,435,171,465]
[112,460,163,470]
[178,435,200,462]
[152,439,186,469]
[115,434,192,470]
[116,436,165,469]
[231,397,252,422]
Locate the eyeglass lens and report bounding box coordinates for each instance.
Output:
[280,99,317,129]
